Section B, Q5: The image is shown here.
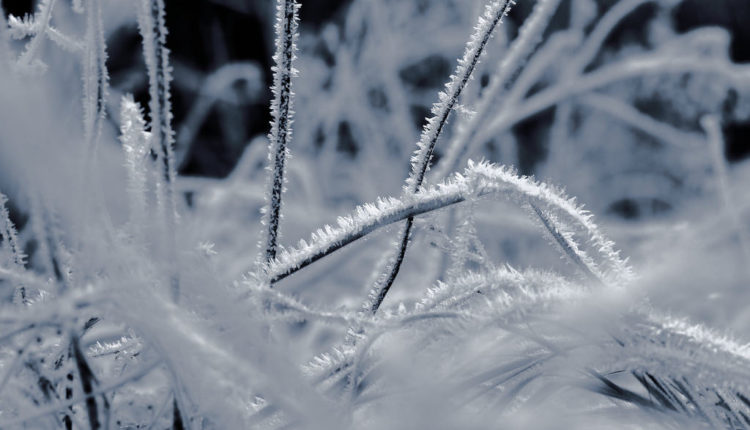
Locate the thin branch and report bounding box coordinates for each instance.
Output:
[434,0,562,182]
[260,0,301,264]
[265,162,629,287]
[136,0,179,301]
[369,0,516,314]
[267,192,465,284]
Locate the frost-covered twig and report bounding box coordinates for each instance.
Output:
[137,0,177,197]
[260,0,301,264]
[405,0,515,194]
[369,0,516,314]
[529,202,602,285]
[82,0,108,154]
[264,161,630,286]
[137,0,179,300]
[434,0,561,181]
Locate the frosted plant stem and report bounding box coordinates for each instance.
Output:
[260,0,300,266]
[529,202,602,285]
[425,0,560,287]
[78,0,118,256]
[269,193,466,284]
[266,162,629,288]
[137,0,179,301]
[433,0,561,182]
[367,0,516,314]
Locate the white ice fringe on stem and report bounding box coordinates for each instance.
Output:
[364,0,517,314]
[434,0,561,181]
[260,0,301,265]
[405,0,515,193]
[263,160,632,287]
[136,0,179,300]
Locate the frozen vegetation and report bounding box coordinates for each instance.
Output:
[0,0,750,428]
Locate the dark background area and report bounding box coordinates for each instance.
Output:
[2,0,749,176]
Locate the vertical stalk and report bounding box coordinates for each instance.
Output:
[367,0,516,314]
[137,0,179,301]
[260,0,301,266]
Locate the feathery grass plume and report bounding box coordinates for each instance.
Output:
[583,310,750,428]
[120,95,152,231]
[260,0,301,266]
[434,0,562,181]
[305,266,584,399]
[306,270,750,428]
[136,0,179,300]
[263,160,630,287]
[367,0,516,314]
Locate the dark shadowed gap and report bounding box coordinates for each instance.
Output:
[1,0,33,17]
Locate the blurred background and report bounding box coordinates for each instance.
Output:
[3,0,747,179]
[2,0,750,327]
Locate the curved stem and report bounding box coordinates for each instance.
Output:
[370,0,516,314]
